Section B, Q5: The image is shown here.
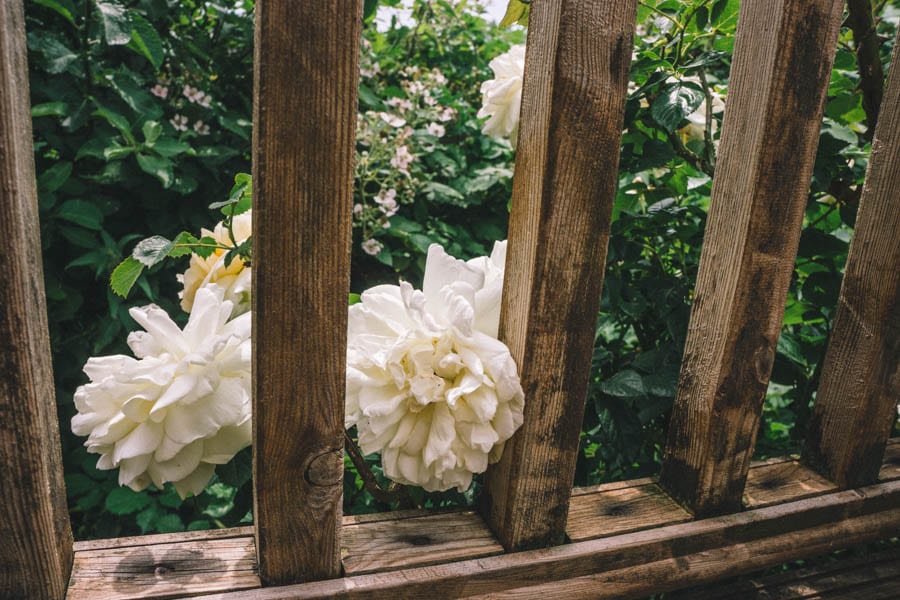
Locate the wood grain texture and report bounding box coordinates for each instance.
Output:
[802,31,900,490]
[251,0,361,585]
[481,0,638,552]
[659,0,844,516]
[201,480,900,599]
[743,460,837,508]
[67,536,259,600]
[566,483,691,542]
[342,510,503,574]
[670,545,900,599]
[0,1,74,598]
[879,438,900,481]
[60,444,900,599]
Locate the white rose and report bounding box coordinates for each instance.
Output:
[477,44,526,144]
[676,76,726,144]
[178,210,252,316]
[71,286,252,498]
[346,242,523,492]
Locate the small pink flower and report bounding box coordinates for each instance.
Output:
[426,123,445,138]
[193,120,210,135]
[438,107,457,122]
[362,239,383,256]
[150,84,169,99]
[379,112,406,128]
[169,114,189,132]
[390,145,414,174]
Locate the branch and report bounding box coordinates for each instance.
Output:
[343,429,403,505]
[846,0,885,138]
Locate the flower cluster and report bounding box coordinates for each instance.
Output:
[346,241,524,492]
[354,56,460,258]
[72,287,252,499]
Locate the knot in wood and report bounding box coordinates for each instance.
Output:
[305,449,343,487]
[753,343,775,384]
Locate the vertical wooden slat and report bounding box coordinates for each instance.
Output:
[803,32,900,489]
[659,0,844,516]
[0,1,74,598]
[481,0,638,551]
[252,0,361,585]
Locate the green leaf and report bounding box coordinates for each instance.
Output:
[95,0,131,45]
[127,13,164,69]
[28,32,78,74]
[158,486,184,509]
[710,0,729,24]
[132,235,174,267]
[56,199,103,230]
[499,0,530,27]
[108,69,163,119]
[110,257,144,297]
[695,6,708,29]
[187,520,211,531]
[194,236,219,259]
[599,370,645,397]
[38,161,72,192]
[32,101,68,118]
[349,293,362,305]
[216,448,252,487]
[136,153,174,187]
[105,486,152,515]
[150,138,192,158]
[651,83,706,132]
[136,504,162,533]
[33,0,77,25]
[142,120,162,145]
[92,103,133,140]
[153,514,184,533]
[168,231,200,258]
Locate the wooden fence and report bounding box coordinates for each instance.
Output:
[1,0,898,598]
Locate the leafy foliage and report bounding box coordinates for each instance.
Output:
[32,0,899,537]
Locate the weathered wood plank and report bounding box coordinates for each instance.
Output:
[879,438,900,481]
[201,480,900,599]
[671,545,900,599]
[66,536,259,600]
[0,1,74,598]
[72,527,255,553]
[659,0,844,516]
[481,0,639,552]
[252,0,361,585]
[471,513,900,599]
[744,460,837,508]
[566,483,691,543]
[63,444,900,599]
[342,510,503,575]
[803,31,900,490]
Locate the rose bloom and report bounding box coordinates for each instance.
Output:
[71,287,252,498]
[346,241,522,492]
[676,76,726,145]
[477,44,526,143]
[179,210,252,315]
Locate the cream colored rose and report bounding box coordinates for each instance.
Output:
[346,242,523,492]
[178,210,252,315]
[477,44,526,144]
[72,287,252,498]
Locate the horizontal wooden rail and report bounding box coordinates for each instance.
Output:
[0,1,74,598]
[65,440,900,599]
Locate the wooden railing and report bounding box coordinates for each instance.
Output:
[1,0,898,598]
